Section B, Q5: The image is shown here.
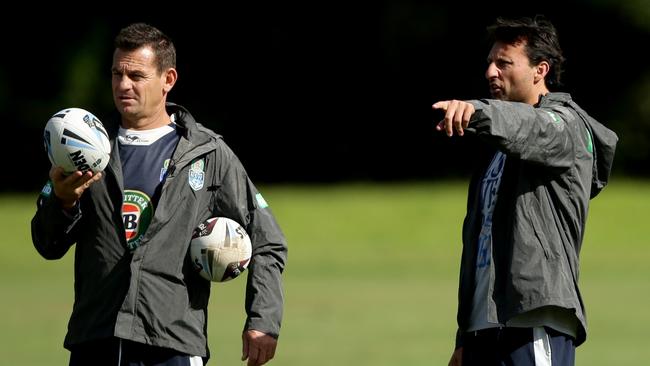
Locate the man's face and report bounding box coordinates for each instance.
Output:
[485,40,539,104]
[111,46,167,125]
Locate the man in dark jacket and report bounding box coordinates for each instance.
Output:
[32,23,287,366]
[433,16,617,366]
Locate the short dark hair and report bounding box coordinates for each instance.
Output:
[487,15,565,88]
[114,23,176,74]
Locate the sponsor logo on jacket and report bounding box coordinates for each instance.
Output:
[123,190,154,250]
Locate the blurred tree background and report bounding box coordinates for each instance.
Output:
[2,0,648,191]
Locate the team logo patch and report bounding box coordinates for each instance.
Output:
[122,190,154,251]
[188,158,205,191]
[40,180,53,198]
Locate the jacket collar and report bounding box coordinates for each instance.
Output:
[537,92,571,107]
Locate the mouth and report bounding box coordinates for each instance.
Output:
[117,96,136,105]
[489,84,503,97]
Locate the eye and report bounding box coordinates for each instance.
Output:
[126,72,147,81]
[495,59,512,69]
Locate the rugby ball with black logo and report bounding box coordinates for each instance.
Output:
[190,217,253,282]
[43,108,111,174]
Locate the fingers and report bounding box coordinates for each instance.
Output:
[68,171,100,194]
[50,166,75,183]
[432,100,475,137]
[66,171,91,187]
[462,105,474,131]
[242,330,277,366]
[83,171,103,187]
[50,167,103,208]
[446,100,463,137]
[247,344,262,366]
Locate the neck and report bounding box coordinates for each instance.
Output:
[121,108,170,130]
[525,79,551,105]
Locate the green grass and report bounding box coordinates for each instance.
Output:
[1,179,648,365]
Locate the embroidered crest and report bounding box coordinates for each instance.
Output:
[40,180,53,198]
[188,158,205,191]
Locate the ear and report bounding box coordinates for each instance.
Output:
[534,61,550,83]
[162,68,178,94]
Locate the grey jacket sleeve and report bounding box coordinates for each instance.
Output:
[31,181,81,260]
[466,99,575,169]
[213,144,288,338]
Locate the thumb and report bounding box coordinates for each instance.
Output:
[436,120,445,131]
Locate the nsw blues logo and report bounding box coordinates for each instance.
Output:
[188,158,205,191]
[40,180,53,198]
[122,190,154,251]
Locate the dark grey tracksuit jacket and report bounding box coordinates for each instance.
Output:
[31,103,287,358]
[456,93,617,347]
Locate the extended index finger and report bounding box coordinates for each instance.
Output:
[432,101,449,111]
[433,101,450,133]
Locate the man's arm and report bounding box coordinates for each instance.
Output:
[433,99,576,169]
[212,143,287,366]
[31,167,101,259]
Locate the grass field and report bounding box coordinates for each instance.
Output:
[1,179,649,365]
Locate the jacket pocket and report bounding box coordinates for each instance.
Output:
[524,194,558,260]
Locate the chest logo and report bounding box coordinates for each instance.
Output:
[188,158,205,191]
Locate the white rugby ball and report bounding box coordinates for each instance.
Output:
[43,108,111,174]
[190,217,252,282]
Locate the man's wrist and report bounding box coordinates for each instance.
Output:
[59,200,80,219]
[61,200,78,210]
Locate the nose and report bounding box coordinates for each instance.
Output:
[485,62,499,80]
[113,75,132,91]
